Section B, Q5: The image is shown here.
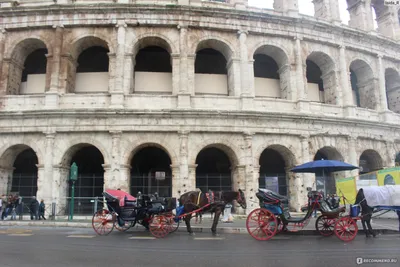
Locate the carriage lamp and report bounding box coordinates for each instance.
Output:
[68,162,78,221]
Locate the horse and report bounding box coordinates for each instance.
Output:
[178,189,246,236]
[354,188,376,238]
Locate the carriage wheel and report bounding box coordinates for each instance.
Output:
[316,215,335,236]
[114,220,135,232]
[246,208,278,241]
[164,213,180,234]
[92,209,115,236]
[149,215,169,238]
[334,217,358,242]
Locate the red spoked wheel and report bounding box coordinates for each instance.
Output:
[163,213,180,234]
[246,208,278,241]
[315,215,335,236]
[334,217,358,242]
[92,209,115,236]
[114,220,135,232]
[149,215,170,238]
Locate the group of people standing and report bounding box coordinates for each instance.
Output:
[0,194,46,220]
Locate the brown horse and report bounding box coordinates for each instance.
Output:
[178,189,246,236]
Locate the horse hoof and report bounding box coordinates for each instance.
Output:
[189,232,196,236]
[212,233,220,237]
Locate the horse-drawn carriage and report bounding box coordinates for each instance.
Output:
[92,189,179,238]
[246,188,346,240]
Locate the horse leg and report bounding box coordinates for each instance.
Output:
[211,208,222,236]
[184,215,195,236]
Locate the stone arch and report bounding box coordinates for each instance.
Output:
[257,144,297,196]
[190,140,240,167]
[128,143,173,197]
[314,146,345,161]
[306,51,338,105]
[349,59,378,110]
[252,44,290,99]
[126,142,176,166]
[66,35,112,93]
[6,38,50,95]
[385,68,400,113]
[131,35,176,56]
[359,149,384,174]
[193,38,235,96]
[249,41,291,66]
[0,142,43,167]
[0,144,41,197]
[131,35,175,94]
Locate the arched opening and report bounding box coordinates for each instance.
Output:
[134,46,172,94]
[7,39,48,95]
[75,46,109,93]
[371,0,387,31]
[194,39,233,96]
[253,45,289,99]
[385,68,400,113]
[359,150,383,175]
[258,148,288,196]
[68,146,105,214]
[67,37,110,93]
[306,52,338,104]
[313,147,344,195]
[11,148,38,199]
[195,147,232,192]
[130,146,172,197]
[349,60,377,110]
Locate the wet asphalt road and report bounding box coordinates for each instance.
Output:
[0,226,399,267]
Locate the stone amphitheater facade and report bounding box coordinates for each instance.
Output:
[0,0,399,214]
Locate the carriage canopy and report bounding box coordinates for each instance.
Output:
[104,189,136,207]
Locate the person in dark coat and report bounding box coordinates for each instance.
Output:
[30,196,39,220]
[39,199,46,220]
[354,189,376,238]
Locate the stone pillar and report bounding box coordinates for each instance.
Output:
[187,164,197,193]
[171,164,180,197]
[299,135,313,205]
[123,54,134,95]
[59,53,76,94]
[0,167,14,195]
[385,140,396,168]
[278,64,293,100]
[238,30,254,110]
[178,131,189,195]
[2,59,24,95]
[377,55,389,114]
[35,164,46,199]
[187,54,196,96]
[0,29,6,97]
[37,132,56,205]
[294,37,308,112]
[248,59,255,97]
[232,165,246,215]
[110,21,127,109]
[347,136,359,179]
[52,165,70,216]
[171,53,180,96]
[313,0,341,24]
[340,45,355,117]
[273,0,299,16]
[243,132,257,213]
[177,25,191,108]
[105,131,128,190]
[347,0,375,32]
[119,164,131,192]
[374,4,400,40]
[227,58,241,97]
[287,166,302,212]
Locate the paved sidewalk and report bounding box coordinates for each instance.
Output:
[1,213,399,236]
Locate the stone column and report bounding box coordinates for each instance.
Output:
[294,37,308,112]
[119,164,131,192]
[227,58,241,97]
[385,140,396,168]
[2,59,24,95]
[178,131,189,195]
[347,0,375,32]
[187,54,196,96]
[340,45,356,117]
[0,29,7,97]
[377,55,389,114]
[278,64,293,100]
[59,53,77,94]
[287,166,302,212]
[313,0,341,24]
[123,54,134,95]
[170,164,180,197]
[106,131,128,190]
[243,132,257,213]
[171,53,180,96]
[177,26,191,107]
[37,132,56,207]
[232,165,246,215]
[187,164,197,193]
[102,164,111,192]
[110,21,127,109]
[238,30,254,110]
[248,59,255,97]
[0,167,14,195]
[299,135,313,205]
[273,0,299,16]
[347,136,359,179]
[52,165,70,216]
[374,4,400,40]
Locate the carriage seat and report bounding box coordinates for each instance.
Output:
[124,199,136,207]
[320,206,346,218]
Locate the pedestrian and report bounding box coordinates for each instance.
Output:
[29,196,39,220]
[355,189,376,238]
[38,199,46,220]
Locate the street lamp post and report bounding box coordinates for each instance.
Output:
[69,162,78,221]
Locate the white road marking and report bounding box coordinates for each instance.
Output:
[129,236,156,240]
[67,235,95,238]
[8,234,33,236]
[193,237,225,240]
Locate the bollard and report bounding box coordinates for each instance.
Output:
[51,202,56,220]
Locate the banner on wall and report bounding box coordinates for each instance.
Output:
[377,167,400,186]
[336,176,357,204]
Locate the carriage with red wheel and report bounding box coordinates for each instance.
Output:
[246,187,346,240]
[333,185,400,242]
[91,189,179,238]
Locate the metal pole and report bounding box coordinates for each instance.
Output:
[94,196,98,214]
[69,181,75,221]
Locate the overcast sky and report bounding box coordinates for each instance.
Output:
[247,0,353,25]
